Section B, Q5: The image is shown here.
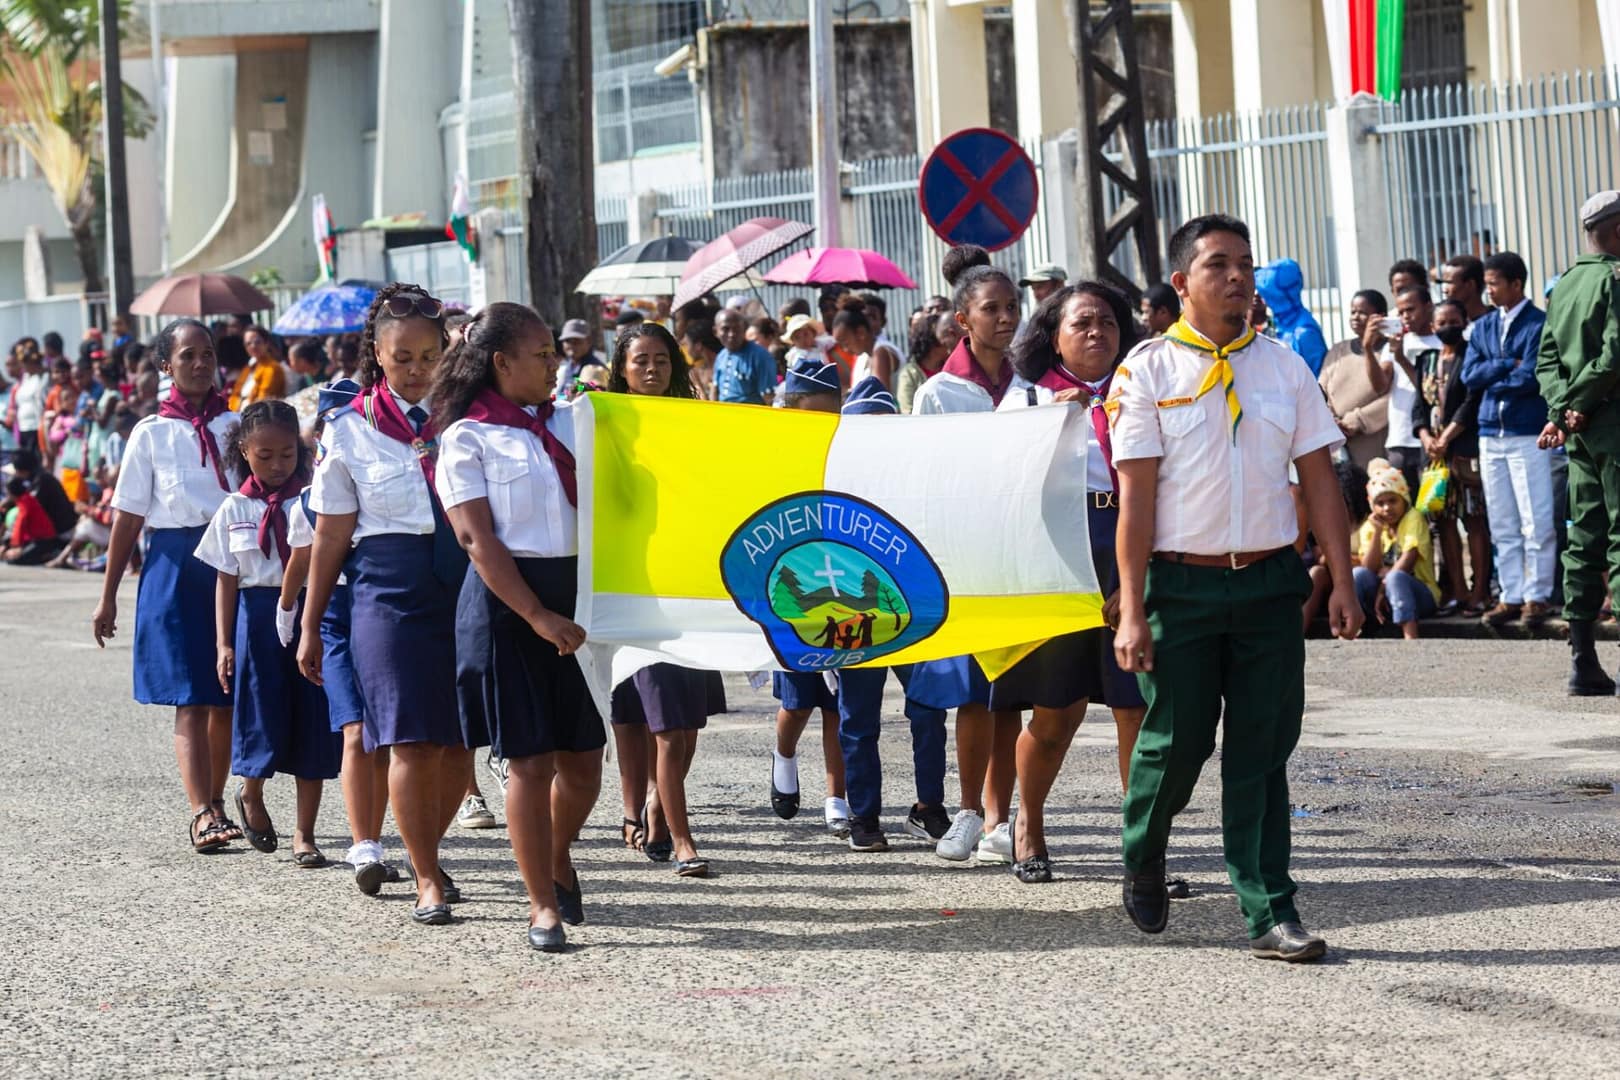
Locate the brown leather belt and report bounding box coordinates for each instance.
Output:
[1153,547,1285,570]
[1089,491,1118,510]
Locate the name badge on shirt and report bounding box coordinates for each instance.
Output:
[1155,396,1195,408]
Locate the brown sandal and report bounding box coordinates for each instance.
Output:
[190,808,229,854]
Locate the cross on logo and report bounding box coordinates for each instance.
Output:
[814,552,847,597]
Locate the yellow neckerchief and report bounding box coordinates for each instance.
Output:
[1163,317,1256,441]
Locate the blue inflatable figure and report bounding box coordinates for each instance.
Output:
[1255,258,1328,377]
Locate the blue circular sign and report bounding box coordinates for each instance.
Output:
[919,127,1039,253]
[720,492,949,670]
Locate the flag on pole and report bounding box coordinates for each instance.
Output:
[446,172,477,264]
[1325,0,1406,102]
[312,193,336,282]
[569,393,1105,715]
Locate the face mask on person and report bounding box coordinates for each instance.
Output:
[1435,326,1466,348]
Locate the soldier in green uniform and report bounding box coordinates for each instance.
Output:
[1536,190,1620,695]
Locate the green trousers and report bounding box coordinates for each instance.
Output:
[1121,550,1310,938]
[1562,421,1620,623]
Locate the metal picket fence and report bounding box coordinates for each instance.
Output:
[1373,68,1620,301]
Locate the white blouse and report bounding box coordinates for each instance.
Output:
[193,491,287,589]
[435,408,578,559]
[286,487,348,586]
[911,370,996,415]
[308,407,437,540]
[999,377,1114,493]
[111,412,240,529]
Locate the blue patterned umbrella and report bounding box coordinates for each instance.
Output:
[272,280,381,336]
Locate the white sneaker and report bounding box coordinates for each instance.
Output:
[976,817,1015,865]
[935,809,985,861]
[485,749,509,793]
[457,794,497,829]
[825,796,851,838]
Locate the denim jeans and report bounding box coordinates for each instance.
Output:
[836,667,947,823]
[1352,565,1438,625]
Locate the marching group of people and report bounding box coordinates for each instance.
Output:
[8,190,1620,962]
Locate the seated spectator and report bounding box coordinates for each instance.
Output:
[45,461,115,570]
[1,474,65,565]
[1351,460,1441,639]
[1320,289,1391,515]
[9,451,76,537]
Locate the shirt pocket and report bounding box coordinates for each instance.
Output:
[227,521,263,558]
[1252,391,1298,452]
[485,456,534,524]
[351,460,414,519]
[159,467,217,514]
[1157,402,1207,439]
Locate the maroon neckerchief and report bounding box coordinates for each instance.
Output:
[158,385,230,490]
[239,471,306,565]
[463,388,577,507]
[1038,363,1117,492]
[941,337,1014,407]
[352,376,442,506]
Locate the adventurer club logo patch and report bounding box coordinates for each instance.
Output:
[720,492,948,669]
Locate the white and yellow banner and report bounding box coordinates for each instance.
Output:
[571,394,1103,712]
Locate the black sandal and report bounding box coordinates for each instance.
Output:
[190,808,229,854]
[643,805,673,862]
[1012,854,1053,884]
[210,799,244,841]
[235,784,278,853]
[292,849,328,869]
[675,857,710,878]
[622,816,646,851]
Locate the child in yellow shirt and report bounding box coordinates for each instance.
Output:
[1351,458,1441,639]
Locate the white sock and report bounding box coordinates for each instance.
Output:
[773,750,799,794]
[826,796,850,819]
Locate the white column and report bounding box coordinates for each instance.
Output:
[374,0,454,218]
[910,0,989,156]
[1228,0,1316,112]
[1012,0,1078,142]
[1326,97,1396,312]
[1170,0,1233,120]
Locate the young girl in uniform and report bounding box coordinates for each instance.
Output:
[298,284,471,926]
[995,282,1148,883]
[605,323,724,878]
[768,357,852,837]
[196,400,339,866]
[909,259,1025,864]
[92,319,241,853]
[434,302,604,951]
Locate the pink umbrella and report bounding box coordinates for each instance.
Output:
[129,272,274,317]
[763,247,917,291]
[674,217,813,310]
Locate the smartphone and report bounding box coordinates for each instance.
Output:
[1378,316,1404,336]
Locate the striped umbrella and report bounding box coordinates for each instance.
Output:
[674,217,814,311]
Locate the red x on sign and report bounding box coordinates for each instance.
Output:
[918,128,1039,252]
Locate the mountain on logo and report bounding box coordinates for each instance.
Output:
[768,543,910,652]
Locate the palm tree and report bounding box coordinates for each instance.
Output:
[0,0,149,292]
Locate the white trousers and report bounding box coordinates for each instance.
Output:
[1478,434,1557,604]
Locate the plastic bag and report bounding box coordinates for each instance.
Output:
[1416,462,1449,517]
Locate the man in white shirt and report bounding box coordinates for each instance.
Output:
[1108,214,1361,962]
[1368,286,1442,498]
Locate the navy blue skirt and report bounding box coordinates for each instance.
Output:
[319,582,366,733]
[905,655,991,711]
[133,525,231,708]
[988,502,1145,711]
[456,556,604,758]
[612,664,721,734]
[232,588,340,779]
[772,670,837,712]
[348,534,463,750]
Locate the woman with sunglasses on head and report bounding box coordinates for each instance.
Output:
[297,284,473,927]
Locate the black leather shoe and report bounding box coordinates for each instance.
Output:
[1249,921,1328,962]
[528,923,566,953]
[1166,877,1192,900]
[555,869,584,926]
[1567,621,1616,696]
[1122,857,1169,934]
[439,870,461,905]
[770,767,800,820]
[411,904,451,926]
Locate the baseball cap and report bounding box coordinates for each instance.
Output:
[559,319,590,342]
[1580,190,1620,230]
[1018,263,1068,287]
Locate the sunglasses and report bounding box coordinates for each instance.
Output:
[380,294,444,320]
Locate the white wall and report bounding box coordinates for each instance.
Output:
[165,54,236,263]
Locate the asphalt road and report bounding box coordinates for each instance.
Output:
[3,565,1618,1078]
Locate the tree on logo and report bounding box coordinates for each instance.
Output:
[876,583,906,631]
[771,566,807,617]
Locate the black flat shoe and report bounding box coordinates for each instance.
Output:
[292,849,327,869]
[355,861,388,896]
[411,904,452,926]
[1250,921,1327,962]
[1122,857,1169,934]
[528,923,567,953]
[645,838,673,862]
[555,870,584,927]
[440,869,461,905]
[770,760,800,820]
[235,784,277,853]
[675,857,710,878]
[1012,854,1053,884]
[1166,877,1192,900]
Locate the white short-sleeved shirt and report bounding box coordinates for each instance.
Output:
[13,371,48,430]
[1108,329,1342,554]
[110,411,239,529]
[999,377,1113,493]
[287,487,348,586]
[194,491,287,588]
[1380,334,1438,450]
[308,406,436,540]
[435,407,578,559]
[911,371,996,415]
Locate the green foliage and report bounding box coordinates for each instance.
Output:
[248,267,284,288]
